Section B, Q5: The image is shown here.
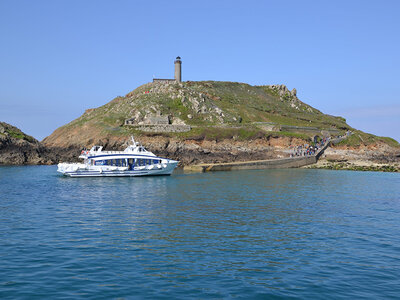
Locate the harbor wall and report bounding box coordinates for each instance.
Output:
[184,137,342,173]
[125,124,191,133]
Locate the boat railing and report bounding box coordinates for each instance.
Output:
[89,150,151,155]
[91,150,125,154]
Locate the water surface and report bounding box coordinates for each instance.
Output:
[0,166,399,299]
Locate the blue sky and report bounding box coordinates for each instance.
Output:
[1,0,399,141]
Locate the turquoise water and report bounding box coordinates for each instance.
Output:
[0,166,399,299]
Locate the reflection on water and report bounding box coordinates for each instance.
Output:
[0,166,399,298]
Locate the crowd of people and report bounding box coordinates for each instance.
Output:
[289,137,329,157]
[288,132,352,158]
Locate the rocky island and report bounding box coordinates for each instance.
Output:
[37,80,399,171]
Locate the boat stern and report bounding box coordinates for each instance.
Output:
[57,163,86,176]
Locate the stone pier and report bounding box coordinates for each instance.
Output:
[183,136,345,173]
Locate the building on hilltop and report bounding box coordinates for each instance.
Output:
[174,56,182,82]
[153,56,182,83]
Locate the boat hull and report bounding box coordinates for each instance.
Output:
[58,162,178,178]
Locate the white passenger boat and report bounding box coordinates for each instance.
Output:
[57,137,178,177]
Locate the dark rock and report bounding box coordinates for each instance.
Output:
[0,122,59,165]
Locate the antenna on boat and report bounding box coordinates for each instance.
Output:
[131,136,135,145]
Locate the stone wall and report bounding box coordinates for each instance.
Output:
[125,124,191,133]
[281,125,340,136]
[152,79,176,83]
[253,122,340,136]
[184,135,340,172]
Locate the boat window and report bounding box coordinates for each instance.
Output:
[153,159,159,164]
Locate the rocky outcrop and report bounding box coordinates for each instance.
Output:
[308,141,400,172]
[0,122,57,165]
[321,142,400,164]
[263,84,314,112]
[124,81,237,125]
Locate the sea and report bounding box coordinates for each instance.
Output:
[0,166,399,299]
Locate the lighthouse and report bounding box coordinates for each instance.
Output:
[153,56,183,83]
[174,56,182,82]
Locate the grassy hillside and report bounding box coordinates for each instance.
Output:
[335,130,399,148]
[43,81,398,148]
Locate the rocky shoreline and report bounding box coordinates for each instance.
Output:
[304,144,400,172]
[2,121,400,172]
[3,143,399,173]
[305,159,400,172]
[46,135,297,166]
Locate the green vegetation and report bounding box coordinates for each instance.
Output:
[336,130,400,148]
[0,122,36,143]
